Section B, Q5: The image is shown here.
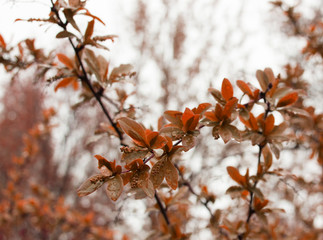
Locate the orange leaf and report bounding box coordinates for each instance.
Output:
[106,175,123,201]
[226,166,245,186]
[221,78,233,101]
[182,108,199,132]
[146,130,167,149]
[249,113,258,131]
[0,34,6,49]
[236,80,253,97]
[57,53,74,69]
[204,111,219,122]
[193,103,212,114]
[54,77,78,92]
[264,114,275,136]
[118,117,147,147]
[277,92,298,107]
[164,110,183,128]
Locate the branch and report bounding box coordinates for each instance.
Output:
[154,191,170,226]
[174,163,214,217]
[50,1,124,143]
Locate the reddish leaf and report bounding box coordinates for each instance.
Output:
[277,92,298,107]
[118,117,147,147]
[106,175,123,201]
[54,77,78,92]
[221,78,234,101]
[182,108,199,132]
[204,111,219,122]
[146,130,167,149]
[264,114,275,136]
[193,103,212,114]
[222,98,238,118]
[77,174,107,197]
[164,110,183,128]
[236,80,253,97]
[57,53,74,69]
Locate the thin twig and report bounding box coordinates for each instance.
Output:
[154,191,170,226]
[50,1,124,143]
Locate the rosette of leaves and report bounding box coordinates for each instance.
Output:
[160,103,211,150]
[203,78,240,143]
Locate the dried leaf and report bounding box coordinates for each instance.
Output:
[84,20,95,41]
[56,30,77,39]
[121,149,149,164]
[109,64,134,82]
[182,134,196,151]
[256,70,269,91]
[106,175,123,201]
[164,159,178,190]
[77,174,107,197]
[150,159,166,189]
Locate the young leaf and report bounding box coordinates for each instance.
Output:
[54,77,78,92]
[236,80,253,97]
[56,31,77,39]
[118,117,147,147]
[226,166,245,186]
[77,174,107,197]
[106,175,123,201]
[84,20,95,41]
[57,53,74,70]
[277,92,298,108]
[221,78,234,101]
[256,70,269,91]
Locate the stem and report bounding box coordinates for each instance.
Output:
[155,191,170,226]
[174,163,214,217]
